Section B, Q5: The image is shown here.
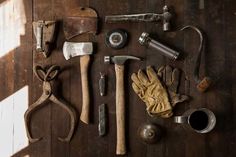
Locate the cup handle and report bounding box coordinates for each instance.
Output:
[174,116,188,124]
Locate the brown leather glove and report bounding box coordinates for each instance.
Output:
[131,65,189,118]
[157,65,189,105]
[131,66,172,117]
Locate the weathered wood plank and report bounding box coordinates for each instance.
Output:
[32,0,53,156]
[1,0,236,157]
[183,1,207,157]
[50,0,71,156]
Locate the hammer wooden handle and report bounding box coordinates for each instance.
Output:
[80,55,90,124]
[115,64,126,155]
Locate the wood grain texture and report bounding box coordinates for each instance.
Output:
[115,64,126,155]
[0,0,235,157]
[80,55,91,124]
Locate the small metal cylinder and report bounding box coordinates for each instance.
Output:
[36,24,43,51]
[139,32,180,60]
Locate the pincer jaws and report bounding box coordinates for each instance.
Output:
[24,65,77,143]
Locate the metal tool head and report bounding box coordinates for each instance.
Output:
[105,5,172,31]
[104,55,141,65]
[63,42,93,60]
[162,5,172,31]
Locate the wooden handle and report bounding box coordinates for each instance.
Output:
[115,64,126,155]
[80,55,90,124]
[197,77,212,92]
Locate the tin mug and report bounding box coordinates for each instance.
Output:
[174,108,216,133]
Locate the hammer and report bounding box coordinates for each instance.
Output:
[104,55,141,155]
[63,41,93,124]
[105,5,172,31]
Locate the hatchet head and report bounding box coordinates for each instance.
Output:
[64,7,98,40]
[63,42,93,60]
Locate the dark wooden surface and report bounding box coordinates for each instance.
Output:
[1,0,235,156]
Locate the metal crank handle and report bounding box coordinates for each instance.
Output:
[105,13,162,23]
[180,25,212,92]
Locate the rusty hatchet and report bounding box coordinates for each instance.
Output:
[63,7,98,124]
[63,42,93,124]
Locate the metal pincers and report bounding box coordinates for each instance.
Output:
[24,65,77,143]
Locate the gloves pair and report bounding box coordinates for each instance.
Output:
[131,65,189,118]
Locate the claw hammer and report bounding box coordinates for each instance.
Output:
[104,55,141,155]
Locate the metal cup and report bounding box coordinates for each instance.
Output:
[174,108,216,133]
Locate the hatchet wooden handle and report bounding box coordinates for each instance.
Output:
[80,55,90,124]
[115,64,126,155]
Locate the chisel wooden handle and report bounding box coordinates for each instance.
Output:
[80,55,90,124]
[115,64,126,155]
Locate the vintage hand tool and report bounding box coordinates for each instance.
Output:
[63,42,93,124]
[33,20,57,57]
[105,5,172,31]
[104,55,141,155]
[180,25,212,92]
[139,32,180,60]
[98,104,107,136]
[24,65,77,143]
[99,72,106,96]
[63,7,98,124]
[105,29,128,49]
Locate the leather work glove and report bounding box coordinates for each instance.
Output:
[131,66,173,118]
[131,66,189,118]
[157,65,189,105]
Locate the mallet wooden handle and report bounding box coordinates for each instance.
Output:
[115,64,126,155]
[80,55,90,124]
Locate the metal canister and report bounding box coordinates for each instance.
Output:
[139,32,180,60]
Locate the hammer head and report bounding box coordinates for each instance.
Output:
[104,55,141,65]
[162,5,172,31]
[63,42,93,60]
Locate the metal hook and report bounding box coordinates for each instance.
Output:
[180,25,212,92]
